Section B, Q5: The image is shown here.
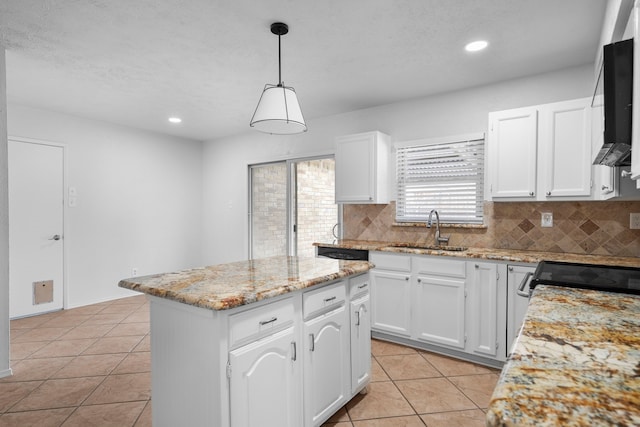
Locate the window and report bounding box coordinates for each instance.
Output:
[396,134,485,224]
[249,157,339,259]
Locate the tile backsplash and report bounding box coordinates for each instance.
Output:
[343,201,640,257]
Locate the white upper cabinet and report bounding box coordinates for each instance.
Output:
[335,131,390,204]
[488,98,593,201]
[488,107,538,198]
[539,98,592,198]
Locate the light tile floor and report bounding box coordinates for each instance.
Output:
[0,295,500,427]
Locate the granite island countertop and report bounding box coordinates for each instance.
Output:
[316,239,640,267]
[118,256,373,311]
[486,285,640,426]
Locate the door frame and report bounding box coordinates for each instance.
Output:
[8,135,69,315]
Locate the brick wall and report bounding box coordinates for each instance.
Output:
[251,163,287,258]
[296,159,337,257]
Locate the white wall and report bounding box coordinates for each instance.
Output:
[8,105,203,308]
[0,49,11,377]
[202,64,594,265]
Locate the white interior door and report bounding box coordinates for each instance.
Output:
[9,139,64,318]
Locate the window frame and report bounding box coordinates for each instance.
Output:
[395,132,485,225]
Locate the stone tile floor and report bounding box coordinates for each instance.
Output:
[0,295,500,426]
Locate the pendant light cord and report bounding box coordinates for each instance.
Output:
[278,33,282,86]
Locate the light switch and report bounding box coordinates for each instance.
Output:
[541,212,553,228]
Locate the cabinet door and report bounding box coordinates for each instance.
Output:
[467,262,500,358]
[350,293,371,394]
[414,274,466,349]
[335,132,389,204]
[488,107,538,198]
[540,98,592,198]
[229,327,301,427]
[304,306,350,427]
[506,265,536,352]
[370,270,412,336]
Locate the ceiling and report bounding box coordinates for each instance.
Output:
[0,0,607,141]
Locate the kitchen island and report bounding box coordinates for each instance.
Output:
[486,285,640,426]
[119,256,373,427]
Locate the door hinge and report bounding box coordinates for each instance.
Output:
[226,361,232,379]
[293,224,297,233]
[496,271,500,281]
[464,334,468,343]
[495,341,499,350]
[464,289,467,298]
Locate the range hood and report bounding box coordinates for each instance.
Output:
[593,39,634,167]
[593,142,631,166]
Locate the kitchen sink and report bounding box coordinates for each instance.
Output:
[385,243,468,252]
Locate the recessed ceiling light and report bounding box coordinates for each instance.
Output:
[168,117,182,124]
[465,40,488,52]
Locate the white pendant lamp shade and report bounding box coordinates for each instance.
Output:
[251,84,306,134]
[250,22,307,135]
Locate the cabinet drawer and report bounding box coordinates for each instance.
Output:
[413,256,466,278]
[349,273,370,299]
[370,252,411,272]
[229,296,295,348]
[303,281,346,319]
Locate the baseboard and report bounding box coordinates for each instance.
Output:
[0,367,13,379]
[372,331,505,369]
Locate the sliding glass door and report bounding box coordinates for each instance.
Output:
[249,156,338,259]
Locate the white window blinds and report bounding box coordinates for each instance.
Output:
[396,134,485,224]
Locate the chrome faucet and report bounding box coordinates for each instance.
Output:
[427,209,450,246]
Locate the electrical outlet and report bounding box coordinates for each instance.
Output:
[132,268,138,277]
[541,212,553,228]
[630,213,640,229]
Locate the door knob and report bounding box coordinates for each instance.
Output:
[49,234,61,241]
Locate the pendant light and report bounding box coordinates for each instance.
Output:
[250,22,307,134]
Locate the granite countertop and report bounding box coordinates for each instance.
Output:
[316,239,640,267]
[486,285,640,426]
[118,256,373,311]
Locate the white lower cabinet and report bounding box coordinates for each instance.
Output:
[413,257,466,349]
[370,252,509,365]
[229,327,302,427]
[303,282,350,427]
[147,273,371,427]
[467,262,505,360]
[506,264,536,352]
[370,252,411,336]
[349,274,371,394]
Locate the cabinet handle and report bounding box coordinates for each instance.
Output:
[358,283,368,289]
[417,278,421,283]
[291,341,297,361]
[508,266,514,272]
[475,264,479,269]
[355,310,360,326]
[529,191,534,196]
[602,185,610,190]
[546,191,551,196]
[309,333,315,352]
[405,277,409,281]
[324,296,336,303]
[517,272,534,298]
[259,317,277,326]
